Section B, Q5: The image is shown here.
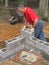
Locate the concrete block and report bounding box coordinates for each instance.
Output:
[0,48,9,62]
[25,38,36,47]
[21,28,34,39]
[15,44,24,53]
[25,44,30,50]
[5,36,24,50]
[36,42,49,53]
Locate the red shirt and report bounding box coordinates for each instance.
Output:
[24,7,39,25]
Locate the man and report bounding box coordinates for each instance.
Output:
[18,5,46,41]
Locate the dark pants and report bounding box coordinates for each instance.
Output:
[34,20,46,41]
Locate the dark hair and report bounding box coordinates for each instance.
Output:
[18,4,25,8]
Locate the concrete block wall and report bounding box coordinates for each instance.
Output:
[5,36,24,50]
[21,28,34,39]
[0,28,49,63]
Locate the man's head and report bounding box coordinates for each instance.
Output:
[18,5,25,14]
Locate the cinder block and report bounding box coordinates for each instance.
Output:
[5,36,24,50]
[25,44,30,50]
[36,41,49,53]
[31,37,49,54]
[21,28,34,39]
[9,49,15,56]
[0,49,16,62]
[0,35,49,63]
[0,48,9,62]
[15,44,24,52]
[25,38,36,47]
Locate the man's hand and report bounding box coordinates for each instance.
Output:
[23,26,29,30]
[23,26,26,29]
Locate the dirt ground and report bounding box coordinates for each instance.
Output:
[0,22,24,41]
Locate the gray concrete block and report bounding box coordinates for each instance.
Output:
[36,42,49,53]
[0,48,9,62]
[25,38,36,47]
[5,36,24,50]
[15,44,24,52]
[21,28,34,39]
[25,44,30,50]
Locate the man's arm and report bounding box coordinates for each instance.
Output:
[24,17,28,28]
